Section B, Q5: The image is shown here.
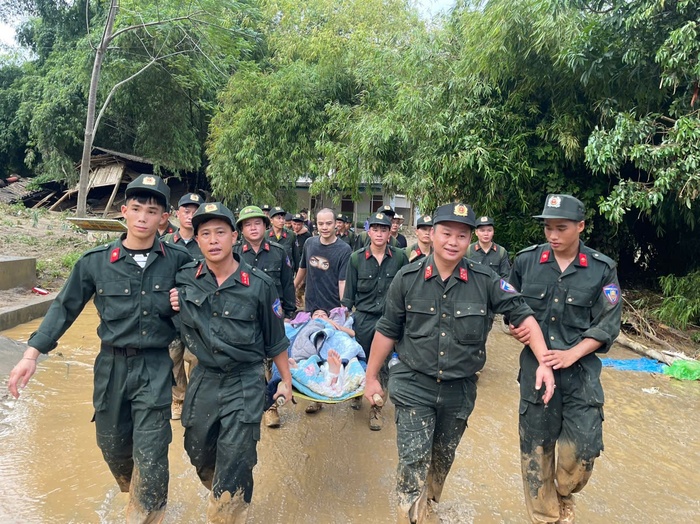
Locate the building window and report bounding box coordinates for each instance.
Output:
[341,195,354,214]
[371,194,384,212]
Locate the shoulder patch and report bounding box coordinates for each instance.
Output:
[500,279,517,293]
[272,298,283,318]
[603,283,620,305]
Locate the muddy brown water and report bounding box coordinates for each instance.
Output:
[1,304,699,523]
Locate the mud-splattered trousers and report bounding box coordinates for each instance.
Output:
[510,241,621,523]
[93,347,173,522]
[388,360,477,518]
[375,254,535,522]
[27,236,192,523]
[176,256,288,521]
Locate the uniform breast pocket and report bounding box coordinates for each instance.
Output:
[95,279,133,321]
[520,283,549,316]
[357,277,375,293]
[220,304,258,345]
[180,289,208,328]
[261,264,281,285]
[562,288,594,329]
[453,302,487,343]
[405,299,437,338]
[150,277,173,316]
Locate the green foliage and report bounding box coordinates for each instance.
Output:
[655,271,700,329]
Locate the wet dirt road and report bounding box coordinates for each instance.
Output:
[1,304,699,523]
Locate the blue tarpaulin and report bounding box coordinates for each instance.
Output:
[600,358,666,374]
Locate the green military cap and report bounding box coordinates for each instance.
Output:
[533,194,585,221]
[192,202,235,232]
[260,204,271,212]
[337,213,352,223]
[236,205,271,228]
[476,216,494,227]
[285,212,293,221]
[379,205,396,217]
[416,214,433,228]
[291,213,304,222]
[368,212,392,227]
[125,174,170,204]
[432,202,476,227]
[178,192,203,207]
[270,206,285,218]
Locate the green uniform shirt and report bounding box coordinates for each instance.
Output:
[509,241,621,354]
[266,227,299,272]
[28,235,192,353]
[353,231,399,251]
[338,230,356,248]
[467,241,511,278]
[234,239,296,318]
[342,245,408,315]
[405,243,431,263]
[375,255,535,380]
[163,229,203,260]
[176,255,289,371]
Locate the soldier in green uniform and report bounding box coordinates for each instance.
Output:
[342,212,408,429]
[235,206,296,319]
[267,206,299,272]
[508,194,621,524]
[336,213,357,247]
[467,215,511,278]
[163,192,203,420]
[354,205,400,250]
[405,214,433,263]
[8,174,192,523]
[364,202,555,524]
[172,202,291,522]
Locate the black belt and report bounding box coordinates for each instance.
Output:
[100,343,165,357]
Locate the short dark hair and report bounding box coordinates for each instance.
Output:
[126,192,167,211]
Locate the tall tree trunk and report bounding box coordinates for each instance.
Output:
[77,0,118,217]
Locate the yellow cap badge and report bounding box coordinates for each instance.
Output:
[376,213,383,219]
[143,176,156,186]
[480,216,488,222]
[547,196,561,208]
[191,194,200,201]
[454,204,469,217]
[204,203,218,213]
[423,215,431,221]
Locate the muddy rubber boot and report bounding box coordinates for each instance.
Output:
[557,495,575,524]
[305,401,323,414]
[369,405,383,431]
[171,400,183,421]
[350,396,362,410]
[264,405,281,428]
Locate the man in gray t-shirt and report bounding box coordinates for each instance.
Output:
[295,208,352,313]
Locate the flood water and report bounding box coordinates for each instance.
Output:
[1,303,699,523]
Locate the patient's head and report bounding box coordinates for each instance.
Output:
[312,309,330,320]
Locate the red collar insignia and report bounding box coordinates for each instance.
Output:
[263,242,270,251]
[459,267,468,281]
[110,247,120,263]
[159,242,166,256]
[425,265,433,280]
[174,232,181,242]
[240,271,250,286]
[387,247,393,257]
[415,247,422,256]
[267,230,274,238]
[579,253,588,267]
[540,250,550,264]
[365,249,371,260]
[195,262,204,278]
[474,244,481,251]
[242,244,249,252]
